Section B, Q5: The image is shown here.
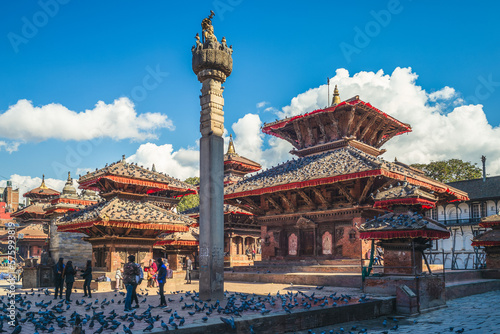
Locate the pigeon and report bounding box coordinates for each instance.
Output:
[221,316,236,330]
[143,323,154,332]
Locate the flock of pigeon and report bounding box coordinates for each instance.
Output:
[3,285,370,333]
[224,146,422,195]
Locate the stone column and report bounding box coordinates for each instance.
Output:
[192,14,233,301]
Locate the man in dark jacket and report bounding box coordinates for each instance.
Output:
[53,258,64,299]
[123,255,139,312]
[156,258,167,307]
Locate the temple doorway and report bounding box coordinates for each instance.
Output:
[301,230,314,256]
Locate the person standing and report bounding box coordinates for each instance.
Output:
[115,268,123,291]
[156,258,167,307]
[150,259,157,288]
[185,256,192,284]
[81,260,92,298]
[123,255,139,312]
[53,257,65,299]
[63,261,76,302]
[131,261,143,309]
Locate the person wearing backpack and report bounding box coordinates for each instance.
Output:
[123,255,139,312]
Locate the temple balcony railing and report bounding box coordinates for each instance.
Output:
[438,218,482,226]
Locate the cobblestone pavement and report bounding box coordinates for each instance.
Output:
[296,290,500,334]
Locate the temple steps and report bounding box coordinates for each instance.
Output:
[224,271,363,288]
[446,278,500,300]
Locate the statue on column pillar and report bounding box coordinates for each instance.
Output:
[192,11,233,300]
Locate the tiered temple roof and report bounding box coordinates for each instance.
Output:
[262,95,411,157]
[23,175,60,201]
[472,214,500,247]
[45,173,100,216]
[79,156,196,198]
[156,226,199,247]
[57,197,193,235]
[372,181,438,209]
[359,211,450,240]
[224,135,261,185]
[225,146,467,203]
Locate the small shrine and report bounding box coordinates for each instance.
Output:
[155,225,199,271]
[56,156,197,272]
[472,214,500,270]
[359,183,452,314]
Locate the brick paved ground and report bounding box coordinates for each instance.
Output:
[297,290,500,334]
[0,278,369,333]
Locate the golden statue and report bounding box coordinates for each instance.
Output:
[201,10,218,45]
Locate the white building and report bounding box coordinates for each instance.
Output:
[425,175,500,269]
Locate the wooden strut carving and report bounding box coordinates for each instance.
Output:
[241,197,264,214]
[334,183,355,204]
[297,189,316,208]
[266,195,283,213]
[368,121,385,144]
[303,118,314,147]
[359,177,375,204]
[312,188,328,207]
[315,115,327,142]
[345,106,356,136]
[327,112,340,140]
[351,112,369,137]
[293,122,303,148]
[360,116,378,140]
[277,193,294,212]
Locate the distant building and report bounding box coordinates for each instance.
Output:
[425,175,500,269]
[0,180,19,212]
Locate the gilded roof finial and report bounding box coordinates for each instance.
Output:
[226,134,237,155]
[67,171,71,181]
[40,174,48,189]
[332,85,341,105]
[152,164,156,172]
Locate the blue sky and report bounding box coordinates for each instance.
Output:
[1,0,500,194]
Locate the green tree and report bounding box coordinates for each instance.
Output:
[410,159,482,183]
[177,176,200,213]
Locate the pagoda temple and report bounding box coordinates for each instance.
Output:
[181,135,262,267]
[224,89,468,262]
[56,157,197,272]
[44,172,100,267]
[472,214,500,269]
[10,176,60,261]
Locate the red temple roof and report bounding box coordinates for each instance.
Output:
[56,197,193,234]
[78,157,197,196]
[479,214,500,228]
[262,96,411,151]
[224,146,468,203]
[359,211,450,240]
[23,175,60,199]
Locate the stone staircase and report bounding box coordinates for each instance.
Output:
[225,259,364,288]
[444,269,500,300]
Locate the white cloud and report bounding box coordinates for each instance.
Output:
[256,101,269,108]
[0,98,174,144]
[428,86,456,101]
[270,67,500,175]
[128,143,199,181]
[0,141,20,153]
